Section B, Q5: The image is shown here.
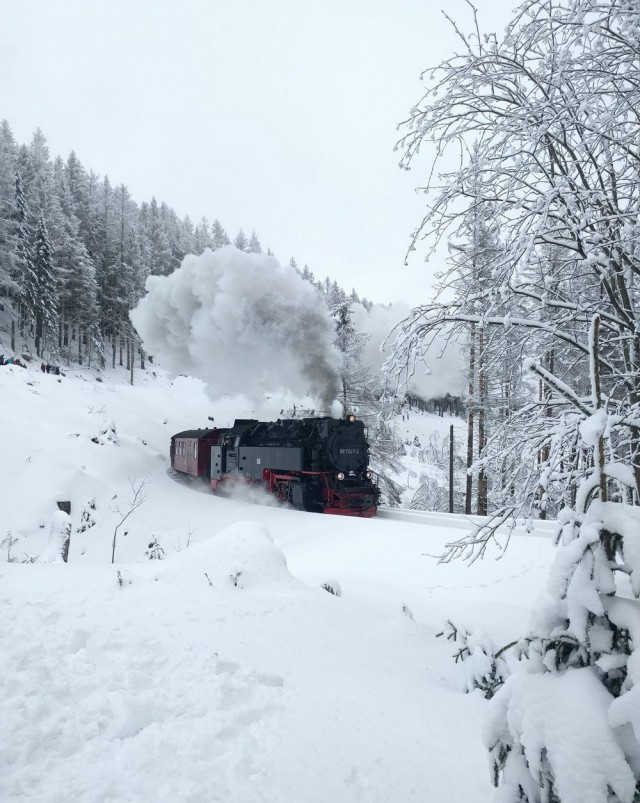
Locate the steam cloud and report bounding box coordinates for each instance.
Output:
[130,247,340,407]
[352,303,465,399]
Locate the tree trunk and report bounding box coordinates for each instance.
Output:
[465,324,476,515]
[477,328,487,515]
[449,423,455,513]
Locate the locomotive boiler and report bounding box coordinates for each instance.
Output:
[171,415,379,517]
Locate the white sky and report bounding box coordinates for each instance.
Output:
[1,0,513,304]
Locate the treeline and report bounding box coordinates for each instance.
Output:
[289,257,373,312]
[0,122,339,366]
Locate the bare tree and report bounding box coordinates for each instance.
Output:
[110,475,149,563]
[393,1,640,799]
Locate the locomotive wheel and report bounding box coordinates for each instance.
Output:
[302,479,323,513]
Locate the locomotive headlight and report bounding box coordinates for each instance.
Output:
[366,470,373,479]
[347,414,356,423]
[337,472,345,481]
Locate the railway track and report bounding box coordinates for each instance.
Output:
[378,507,557,539]
[169,467,557,538]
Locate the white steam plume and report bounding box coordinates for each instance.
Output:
[352,303,465,399]
[130,247,340,407]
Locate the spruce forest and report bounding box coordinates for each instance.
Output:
[0,123,373,371]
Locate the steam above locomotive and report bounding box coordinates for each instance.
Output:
[171,415,379,517]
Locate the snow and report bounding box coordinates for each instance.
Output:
[484,669,636,803]
[0,359,557,802]
[579,409,607,448]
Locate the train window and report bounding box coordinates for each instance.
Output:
[194,442,198,459]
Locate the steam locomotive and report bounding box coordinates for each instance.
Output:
[170,415,379,517]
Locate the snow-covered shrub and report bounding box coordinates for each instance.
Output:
[145,536,165,560]
[76,499,97,533]
[437,620,508,700]
[483,501,640,802]
[1,531,18,563]
[409,432,465,513]
[91,419,118,446]
[321,580,342,597]
[411,474,465,514]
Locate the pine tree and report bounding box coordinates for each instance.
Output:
[248,230,262,253]
[0,120,17,296]
[233,229,248,251]
[53,159,99,360]
[194,216,213,253]
[12,172,33,350]
[211,219,229,249]
[30,212,58,357]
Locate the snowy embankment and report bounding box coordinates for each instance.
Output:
[0,363,554,802]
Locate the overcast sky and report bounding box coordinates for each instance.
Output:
[1,0,514,304]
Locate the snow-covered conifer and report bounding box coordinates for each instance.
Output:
[247,230,262,253]
[211,219,230,249]
[29,212,58,356]
[233,229,248,252]
[194,216,213,253]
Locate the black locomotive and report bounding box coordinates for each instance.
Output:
[171,415,379,517]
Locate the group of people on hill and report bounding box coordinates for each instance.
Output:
[0,355,64,375]
[0,355,26,368]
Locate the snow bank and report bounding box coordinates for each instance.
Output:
[157,521,305,594]
[130,247,340,407]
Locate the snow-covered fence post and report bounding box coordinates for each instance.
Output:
[43,510,72,563]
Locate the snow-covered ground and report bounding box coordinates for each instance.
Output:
[0,361,555,802]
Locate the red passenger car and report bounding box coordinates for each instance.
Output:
[170,429,221,478]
